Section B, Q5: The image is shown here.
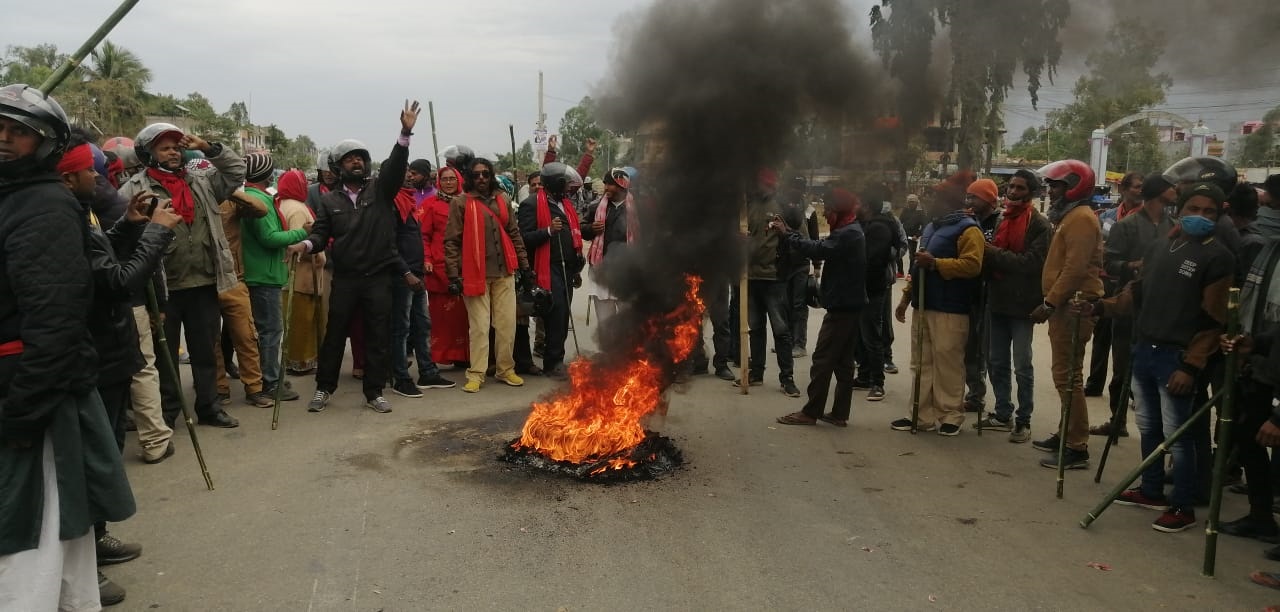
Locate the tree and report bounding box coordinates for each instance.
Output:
[1236,105,1280,168]
[0,44,64,86]
[556,96,628,178]
[1041,17,1171,174]
[86,40,151,89]
[870,0,1070,171]
[495,140,541,177]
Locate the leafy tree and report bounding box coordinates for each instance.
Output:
[495,140,541,177]
[1041,17,1171,174]
[556,96,628,178]
[870,0,1070,171]
[86,40,151,89]
[0,44,64,86]
[1236,105,1280,168]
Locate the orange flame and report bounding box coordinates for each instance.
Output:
[514,275,705,470]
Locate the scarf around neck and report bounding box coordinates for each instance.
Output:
[994,200,1032,253]
[146,166,195,224]
[534,190,582,290]
[587,193,636,266]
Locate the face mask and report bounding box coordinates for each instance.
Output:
[1179,214,1215,237]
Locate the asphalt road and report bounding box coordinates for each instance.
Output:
[108,278,1278,611]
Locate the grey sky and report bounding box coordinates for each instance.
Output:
[3,0,653,161]
[7,1,1272,165]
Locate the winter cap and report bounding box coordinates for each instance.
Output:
[827,188,859,213]
[409,158,433,176]
[244,152,274,184]
[1140,175,1176,201]
[965,178,998,205]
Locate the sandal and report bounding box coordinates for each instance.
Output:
[1250,571,1280,590]
[819,413,848,428]
[776,412,817,426]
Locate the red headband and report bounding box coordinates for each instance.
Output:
[57,144,94,175]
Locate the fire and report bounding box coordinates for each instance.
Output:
[512,275,705,473]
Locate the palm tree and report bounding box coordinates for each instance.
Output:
[87,40,151,90]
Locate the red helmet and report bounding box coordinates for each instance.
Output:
[1037,159,1095,203]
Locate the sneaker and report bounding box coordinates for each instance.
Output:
[1009,424,1032,444]
[781,381,801,397]
[792,347,807,358]
[867,386,885,402]
[883,362,899,374]
[1115,489,1171,511]
[365,396,393,413]
[391,378,423,398]
[733,376,764,387]
[417,372,457,389]
[216,392,231,406]
[1031,434,1061,453]
[1152,508,1197,533]
[1039,447,1090,470]
[714,366,736,381]
[973,415,1012,432]
[938,423,961,436]
[99,571,126,606]
[890,418,934,432]
[462,379,482,393]
[307,390,331,413]
[498,372,525,387]
[96,534,141,566]
[244,391,274,408]
[851,379,871,390]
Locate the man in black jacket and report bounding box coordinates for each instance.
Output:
[519,162,584,380]
[288,101,423,415]
[0,84,135,610]
[775,189,868,427]
[853,187,898,402]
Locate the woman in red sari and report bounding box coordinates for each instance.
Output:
[419,166,469,366]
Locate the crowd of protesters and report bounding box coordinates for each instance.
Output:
[4,80,1280,608]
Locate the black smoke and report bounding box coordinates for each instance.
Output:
[589,0,881,361]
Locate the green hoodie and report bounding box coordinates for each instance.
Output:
[240,186,307,287]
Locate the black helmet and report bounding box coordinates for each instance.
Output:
[134,122,186,168]
[805,275,822,309]
[541,161,569,196]
[328,139,371,179]
[0,84,71,176]
[443,144,475,172]
[1163,156,1238,194]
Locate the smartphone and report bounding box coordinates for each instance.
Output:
[146,196,159,217]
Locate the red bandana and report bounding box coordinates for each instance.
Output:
[146,167,196,224]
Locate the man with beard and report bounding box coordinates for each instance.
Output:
[733,169,801,398]
[388,159,454,398]
[774,188,867,427]
[287,101,424,415]
[890,173,984,435]
[972,170,1052,443]
[118,122,245,429]
[519,162,585,380]
[444,157,531,393]
[1032,160,1105,470]
[0,83,135,610]
[421,166,469,367]
[1090,176,1176,438]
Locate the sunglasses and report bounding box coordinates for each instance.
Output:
[470,169,493,179]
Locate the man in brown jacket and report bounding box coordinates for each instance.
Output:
[444,157,531,393]
[1032,160,1105,470]
[211,187,273,408]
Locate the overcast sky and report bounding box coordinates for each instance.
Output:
[6,1,1273,165]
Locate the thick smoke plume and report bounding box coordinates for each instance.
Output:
[589,0,881,364]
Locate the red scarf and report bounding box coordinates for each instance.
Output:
[394,187,416,223]
[1116,200,1141,221]
[273,169,309,229]
[146,167,196,224]
[534,190,582,290]
[461,193,518,297]
[994,200,1033,253]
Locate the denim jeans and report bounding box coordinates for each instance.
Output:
[392,280,438,382]
[747,279,794,382]
[987,314,1035,426]
[1131,342,1198,510]
[247,285,283,390]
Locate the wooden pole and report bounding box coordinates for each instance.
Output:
[739,204,750,396]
